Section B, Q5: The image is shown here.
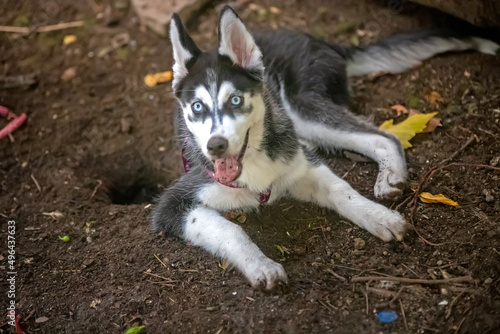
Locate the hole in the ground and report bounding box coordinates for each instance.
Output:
[109,178,160,205]
[82,152,169,205]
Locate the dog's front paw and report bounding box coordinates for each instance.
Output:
[242,256,288,290]
[361,207,408,242]
[374,167,406,200]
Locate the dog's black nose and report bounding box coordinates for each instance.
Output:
[207,136,228,156]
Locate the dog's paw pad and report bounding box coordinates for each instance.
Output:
[244,257,288,290]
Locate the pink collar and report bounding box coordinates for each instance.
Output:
[182,138,271,204]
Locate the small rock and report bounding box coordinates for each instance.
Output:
[440,288,448,295]
[120,118,132,133]
[484,277,493,285]
[354,238,366,250]
[35,316,49,323]
[490,156,500,167]
[293,246,306,255]
[483,189,495,202]
[61,67,76,81]
[236,214,247,224]
[438,300,448,306]
[437,260,443,266]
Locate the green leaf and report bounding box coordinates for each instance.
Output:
[58,235,70,242]
[124,325,145,334]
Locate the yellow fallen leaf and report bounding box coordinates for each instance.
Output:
[218,258,229,270]
[407,109,442,133]
[144,71,173,87]
[427,91,444,105]
[63,35,77,45]
[419,192,458,207]
[379,112,438,148]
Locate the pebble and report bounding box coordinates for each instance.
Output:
[354,238,366,250]
[482,189,494,202]
[35,316,49,323]
[61,67,76,81]
[437,260,443,266]
[490,156,500,167]
[484,277,493,285]
[120,118,132,133]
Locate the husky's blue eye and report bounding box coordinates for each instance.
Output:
[230,95,243,106]
[192,102,204,113]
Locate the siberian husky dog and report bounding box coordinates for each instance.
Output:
[152,6,499,289]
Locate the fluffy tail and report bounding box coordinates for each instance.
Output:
[346,30,499,77]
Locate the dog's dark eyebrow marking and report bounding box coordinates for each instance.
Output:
[191,218,197,224]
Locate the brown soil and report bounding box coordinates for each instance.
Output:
[1,1,499,333]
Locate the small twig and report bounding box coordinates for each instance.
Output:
[318,299,335,312]
[445,291,466,319]
[0,26,30,34]
[351,275,473,285]
[0,21,84,34]
[342,162,357,179]
[154,254,167,267]
[439,135,476,165]
[143,271,177,282]
[399,300,409,331]
[455,317,466,334]
[30,173,41,192]
[89,179,103,199]
[178,269,199,272]
[37,21,85,33]
[324,268,347,281]
[389,287,405,307]
[364,288,369,315]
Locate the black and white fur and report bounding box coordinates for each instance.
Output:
[152,7,499,289]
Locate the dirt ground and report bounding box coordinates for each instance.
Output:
[1,0,500,333]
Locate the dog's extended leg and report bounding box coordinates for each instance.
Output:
[288,163,407,241]
[283,96,407,200]
[152,172,287,289]
[184,207,287,289]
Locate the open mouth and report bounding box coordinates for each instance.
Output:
[212,129,250,185]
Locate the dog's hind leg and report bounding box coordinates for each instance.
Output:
[283,94,407,199]
[288,163,407,241]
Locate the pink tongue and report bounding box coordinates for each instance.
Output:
[214,155,241,184]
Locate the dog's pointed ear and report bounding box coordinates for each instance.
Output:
[218,6,264,74]
[170,14,201,90]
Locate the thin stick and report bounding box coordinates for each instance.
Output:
[342,162,357,179]
[364,284,369,315]
[439,135,476,165]
[37,21,84,32]
[445,291,466,319]
[0,26,30,34]
[399,300,408,331]
[389,287,405,307]
[455,317,466,334]
[325,268,347,281]
[154,254,167,267]
[89,179,103,199]
[0,20,84,35]
[30,173,41,192]
[351,275,473,285]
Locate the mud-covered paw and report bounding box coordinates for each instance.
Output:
[374,167,406,200]
[243,257,288,290]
